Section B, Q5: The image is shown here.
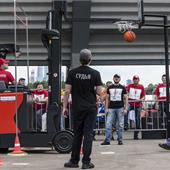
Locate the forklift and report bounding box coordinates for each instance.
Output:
[0,1,73,154]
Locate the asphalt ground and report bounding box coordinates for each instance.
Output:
[0,133,170,170]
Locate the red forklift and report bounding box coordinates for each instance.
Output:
[0,1,73,154]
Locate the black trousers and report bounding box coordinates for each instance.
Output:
[70,108,97,164]
[158,102,167,128]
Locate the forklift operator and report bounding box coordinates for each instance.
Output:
[0,58,15,86]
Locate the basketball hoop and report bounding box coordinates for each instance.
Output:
[115,21,139,33]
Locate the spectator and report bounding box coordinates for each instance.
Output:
[32,83,48,131]
[106,81,113,88]
[101,74,128,145]
[18,77,26,86]
[127,75,145,140]
[0,58,15,86]
[155,75,170,150]
[18,77,30,92]
[154,74,167,128]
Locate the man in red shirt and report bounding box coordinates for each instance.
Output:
[0,58,15,85]
[127,75,145,139]
[154,74,166,129]
[32,84,48,131]
[158,74,170,150]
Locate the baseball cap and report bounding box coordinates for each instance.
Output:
[0,58,9,66]
[113,74,120,78]
[133,75,139,80]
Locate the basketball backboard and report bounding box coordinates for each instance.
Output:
[137,0,144,26]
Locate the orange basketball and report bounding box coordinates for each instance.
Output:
[123,30,136,42]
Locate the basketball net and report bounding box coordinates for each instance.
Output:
[115,21,138,33]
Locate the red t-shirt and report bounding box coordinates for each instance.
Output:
[154,83,166,101]
[0,69,15,84]
[127,83,145,107]
[32,90,48,110]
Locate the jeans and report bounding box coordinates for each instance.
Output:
[105,108,124,142]
[70,108,97,164]
[129,105,141,137]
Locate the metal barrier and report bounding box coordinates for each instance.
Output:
[61,100,167,139]
[94,100,167,134]
[34,102,47,132]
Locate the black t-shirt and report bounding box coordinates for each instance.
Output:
[66,66,102,113]
[107,84,127,108]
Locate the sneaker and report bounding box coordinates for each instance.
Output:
[82,162,95,169]
[159,143,170,150]
[101,141,110,145]
[118,141,123,145]
[64,161,79,168]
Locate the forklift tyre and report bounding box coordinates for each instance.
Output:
[0,148,9,153]
[65,128,74,133]
[52,130,74,154]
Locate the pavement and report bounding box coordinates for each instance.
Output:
[0,132,170,170]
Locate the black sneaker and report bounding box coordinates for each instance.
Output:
[159,143,170,150]
[82,162,95,169]
[118,141,123,145]
[101,141,110,145]
[64,161,79,168]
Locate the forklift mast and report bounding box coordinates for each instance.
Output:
[42,1,66,133]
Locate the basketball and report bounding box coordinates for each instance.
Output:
[123,30,136,42]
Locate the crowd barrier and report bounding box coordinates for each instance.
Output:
[62,100,167,139]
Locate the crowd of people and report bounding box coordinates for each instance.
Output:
[0,58,48,132]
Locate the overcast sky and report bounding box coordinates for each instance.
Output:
[8,65,166,87]
[91,65,165,87]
